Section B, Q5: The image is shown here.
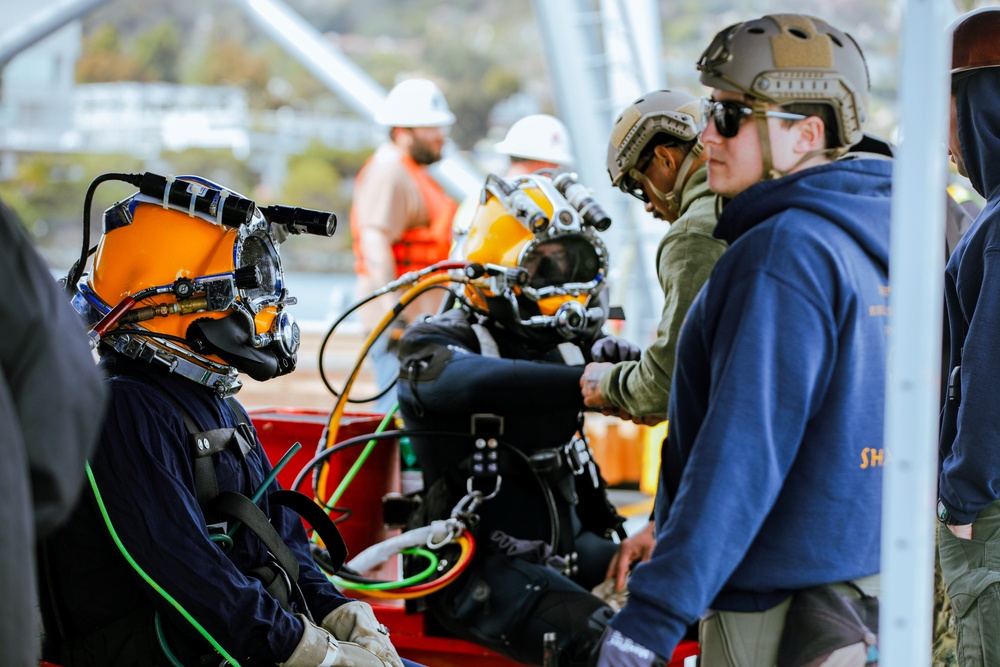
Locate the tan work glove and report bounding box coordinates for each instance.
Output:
[279,614,389,667]
[321,601,404,667]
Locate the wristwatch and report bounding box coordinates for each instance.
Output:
[937,498,964,526]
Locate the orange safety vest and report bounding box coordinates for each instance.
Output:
[352,152,457,279]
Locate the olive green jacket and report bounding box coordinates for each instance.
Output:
[600,164,726,418]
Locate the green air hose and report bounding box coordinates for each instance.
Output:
[224,442,302,545]
[154,613,184,667]
[86,462,243,667]
[87,441,304,666]
[312,406,451,589]
[318,405,397,516]
[332,547,438,590]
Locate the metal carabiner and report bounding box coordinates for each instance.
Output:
[426,518,462,550]
[467,475,502,503]
[450,489,485,518]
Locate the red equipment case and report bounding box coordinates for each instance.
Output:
[250,407,399,562]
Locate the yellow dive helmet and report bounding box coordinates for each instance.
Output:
[460,172,611,348]
[71,172,335,396]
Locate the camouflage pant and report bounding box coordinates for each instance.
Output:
[936,502,1000,667]
[934,542,958,667]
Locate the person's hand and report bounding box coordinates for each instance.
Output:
[591,336,641,363]
[599,406,665,426]
[280,614,390,667]
[581,362,614,408]
[593,628,668,667]
[321,601,403,667]
[635,414,664,426]
[947,523,973,540]
[620,410,665,426]
[606,521,656,592]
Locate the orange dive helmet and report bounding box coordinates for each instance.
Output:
[458,171,611,348]
[71,172,335,396]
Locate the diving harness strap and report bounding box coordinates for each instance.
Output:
[127,365,349,611]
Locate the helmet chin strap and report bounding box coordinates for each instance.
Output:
[631,141,704,220]
[667,141,704,217]
[752,99,842,180]
[753,99,779,181]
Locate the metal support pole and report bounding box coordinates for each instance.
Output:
[0,0,108,69]
[533,0,658,343]
[531,0,614,202]
[234,0,482,199]
[880,1,952,664]
[600,0,664,344]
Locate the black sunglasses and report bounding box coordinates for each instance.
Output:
[617,149,656,203]
[701,98,808,139]
[620,175,649,203]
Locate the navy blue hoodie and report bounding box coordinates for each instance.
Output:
[939,69,1000,523]
[610,158,892,658]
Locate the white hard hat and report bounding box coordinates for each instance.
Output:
[375,78,456,128]
[494,114,575,167]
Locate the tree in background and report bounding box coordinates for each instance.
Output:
[133,21,182,83]
[158,148,257,195]
[75,24,144,82]
[0,153,142,269]
[192,39,271,106]
[77,20,183,83]
[275,141,370,271]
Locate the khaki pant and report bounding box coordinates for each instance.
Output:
[938,500,1000,667]
[698,574,880,667]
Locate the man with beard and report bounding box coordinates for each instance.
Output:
[350,78,459,412]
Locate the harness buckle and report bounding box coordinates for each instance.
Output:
[564,435,599,487]
[562,551,579,577]
[450,476,502,523]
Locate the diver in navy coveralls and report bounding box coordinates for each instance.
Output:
[39,176,415,667]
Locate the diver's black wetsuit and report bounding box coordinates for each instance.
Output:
[397,307,623,667]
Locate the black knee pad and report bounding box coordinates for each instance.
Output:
[522,588,615,666]
[428,552,614,666]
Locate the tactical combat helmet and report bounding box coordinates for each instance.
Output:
[697,14,870,150]
[606,89,704,199]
